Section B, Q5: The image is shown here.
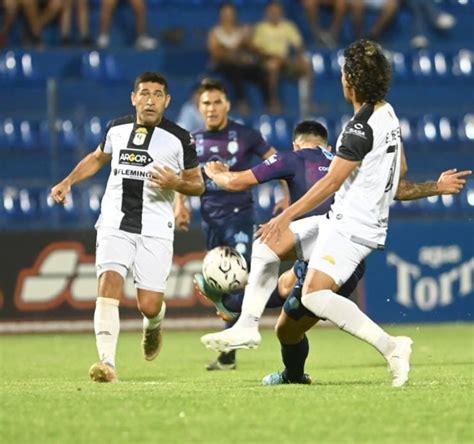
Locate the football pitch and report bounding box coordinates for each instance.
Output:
[1,323,472,443]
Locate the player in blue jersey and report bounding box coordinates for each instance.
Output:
[175,78,288,370]
[202,118,367,383]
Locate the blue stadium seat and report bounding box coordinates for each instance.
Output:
[255,115,293,150]
[457,114,474,142]
[83,184,105,221]
[84,116,108,147]
[39,188,82,224]
[0,186,40,222]
[451,49,473,78]
[81,51,123,81]
[0,118,41,150]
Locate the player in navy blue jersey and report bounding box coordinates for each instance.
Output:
[175,78,289,370]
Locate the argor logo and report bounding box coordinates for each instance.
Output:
[118,149,153,167]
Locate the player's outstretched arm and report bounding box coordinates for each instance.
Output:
[174,192,192,231]
[50,146,111,204]
[149,165,204,196]
[204,161,258,191]
[395,169,472,201]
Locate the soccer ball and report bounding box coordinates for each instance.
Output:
[202,246,249,293]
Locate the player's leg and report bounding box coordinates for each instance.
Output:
[200,215,322,352]
[90,227,135,382]
[134,236,172,361]
[301,222,413,387]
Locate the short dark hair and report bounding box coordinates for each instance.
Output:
[197,78,229,99]
[133,72,169,94]
[293,120,328,143]
[343,39,391,103]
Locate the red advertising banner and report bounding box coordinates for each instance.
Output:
[0,230,217,326]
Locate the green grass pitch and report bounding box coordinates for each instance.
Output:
[1,323,473,443]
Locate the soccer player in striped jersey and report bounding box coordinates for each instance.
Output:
[51,72,204,382]
[201,39,471,387]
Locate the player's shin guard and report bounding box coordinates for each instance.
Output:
[281,335,309,382]
[301,290,394,356]
[238,240,280,327]
[94,297,120,368]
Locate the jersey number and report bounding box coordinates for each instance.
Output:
[384,144,398,193]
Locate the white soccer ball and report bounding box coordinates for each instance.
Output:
[202,246,249,293]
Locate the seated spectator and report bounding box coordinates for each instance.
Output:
[253,1,314,116]
[39,0,91,46]
[0,0,43,47]
[207,2,270,115]
[97,0,158,50]
[348,0,399,41]
[301,0,347,48]
[404,0,456,49]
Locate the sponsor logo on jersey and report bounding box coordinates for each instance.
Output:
[264,154,278,165]
[346,125,367,139]
[318,166,329,172]
[132,127,148,146]
[113,168,153,179]
[119,149,153,167]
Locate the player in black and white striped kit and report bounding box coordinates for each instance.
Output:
[51,72,204,382]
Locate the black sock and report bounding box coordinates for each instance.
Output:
[218,350,236,364]
[281,335,309,382]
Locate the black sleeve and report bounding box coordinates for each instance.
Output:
[336,120,374,162]
[183,133,199,169]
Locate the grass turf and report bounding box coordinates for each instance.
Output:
[0,324,473,443]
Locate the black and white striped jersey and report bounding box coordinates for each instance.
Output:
[329,102,402,249]
[95,114,198,239]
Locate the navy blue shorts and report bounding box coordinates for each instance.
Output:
[283,260,366,321]
[202,210,254,265]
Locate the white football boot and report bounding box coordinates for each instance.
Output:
[201,326,261,353]
[386,336,413,388]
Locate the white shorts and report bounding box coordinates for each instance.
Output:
[96,227,173,292]
[290,215,372,287]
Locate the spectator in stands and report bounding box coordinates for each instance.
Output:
[301,0,347,48]
[348,0,399,41]
[207,3,271,115]
[97,0,158,50]
[39,0,92,46]
[177,85,205,132]
[404,0,456,49]
[253,1,315,116]
[0,0,43,47]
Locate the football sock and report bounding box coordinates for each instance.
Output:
[218,350,236,364]
[281,335,309,382]
[143,302,166,331]
[302,290,395,356]
[237,240,280,327]
[94,297,120,368]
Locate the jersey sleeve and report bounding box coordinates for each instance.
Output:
[249,128,272,158]
[182,133,199,169]
[99,120,113,154]
[336,120,374,162]
[251,152,294,183]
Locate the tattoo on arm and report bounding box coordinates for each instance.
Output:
[395,179,438,201]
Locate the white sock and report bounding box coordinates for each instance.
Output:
[237,240,280,329]
[143,302,166,331]
[94,297,120,368]
[302,290,395,356]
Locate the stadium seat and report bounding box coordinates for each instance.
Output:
[83,184,105,220]
[457,114,474,142]
[39,188,82,224]
[84,116,108,147]
[451,49,473,78]
[81,51,123,81]
[255,115,293,151]
[0,118,42,150]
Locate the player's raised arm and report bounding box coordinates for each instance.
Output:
[395,169,472,201]
[50,146,111,204]
[204,161,258,191]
